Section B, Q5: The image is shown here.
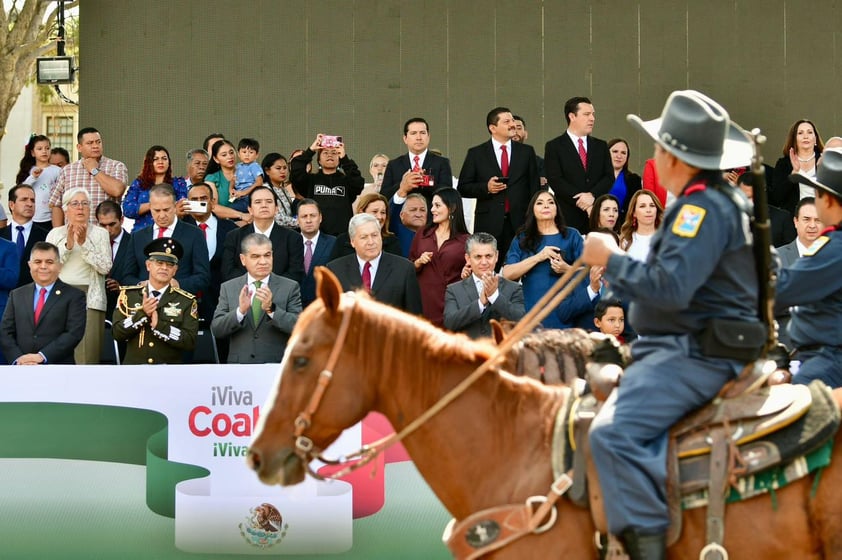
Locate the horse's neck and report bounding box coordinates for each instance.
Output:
[374,352,566,519]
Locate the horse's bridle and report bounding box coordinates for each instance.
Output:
[289,260,591,482]
[291,297,362,479]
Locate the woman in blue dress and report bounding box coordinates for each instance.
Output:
[502,191,594,329]
[122,145,188,231]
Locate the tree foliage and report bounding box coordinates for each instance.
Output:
[0,0,79,140]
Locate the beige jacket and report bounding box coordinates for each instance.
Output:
[46,224,112,312]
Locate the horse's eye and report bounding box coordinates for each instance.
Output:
[293,357,309,369]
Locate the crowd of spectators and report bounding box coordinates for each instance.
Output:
[0,102,824,366]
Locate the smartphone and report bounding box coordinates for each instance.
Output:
[320,135,343,148]
[185,200,208,213]
[498,176,509,185]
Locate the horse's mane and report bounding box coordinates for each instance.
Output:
[343,292,497,372]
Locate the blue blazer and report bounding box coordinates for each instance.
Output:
[0,223,48,288]
[0,237,20,363]
[301,233,336,307]
[123,220,211,296]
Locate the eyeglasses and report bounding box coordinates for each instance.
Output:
[67,201,91,208]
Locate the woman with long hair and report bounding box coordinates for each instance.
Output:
[409,188,470,326]
[262,153,299,229]
[770,119,825,215]
[17,134,61,228]
[607,138,642,218]
[122,145,188,231]
[588,193,621,233]
[330,192,402,260]
[205,139,252,224]
[502,190,591,328]
[619,189,664,262]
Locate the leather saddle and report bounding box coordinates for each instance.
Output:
[558,359,840,556]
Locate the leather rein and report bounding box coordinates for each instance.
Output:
[291,258,591,481]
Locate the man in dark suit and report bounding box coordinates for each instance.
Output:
[123,184,210,296]
[212,233,302,363]
[0,184,49,287]
[181,182,238,323]
[443,232,525,338]
[222,186,304,284]
[0,241,86,364]
[298,199,336,307]
[380,117,453,212]
[96,200,133,318]
[326,213,422,314]
[458,106,541,260]
[544,96,614,233]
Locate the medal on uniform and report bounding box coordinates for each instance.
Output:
[164,301,182,317]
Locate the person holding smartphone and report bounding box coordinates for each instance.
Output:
[290,134,364,236]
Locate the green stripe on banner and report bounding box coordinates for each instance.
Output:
[0,403,209,518]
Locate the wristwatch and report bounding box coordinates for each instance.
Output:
[90,168,100,176]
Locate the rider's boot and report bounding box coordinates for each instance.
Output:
[620,529,666,560]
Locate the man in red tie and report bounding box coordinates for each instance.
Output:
[326,213,422,314]
[380,117,454,216]
[0,241,86,364]
[544,96,615,233]
[458,107,541,264]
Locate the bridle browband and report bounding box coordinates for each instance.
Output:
[291,259,591,481]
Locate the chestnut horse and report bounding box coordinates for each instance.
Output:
[249,269,842,559]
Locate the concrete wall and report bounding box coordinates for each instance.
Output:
[80,0,842,179]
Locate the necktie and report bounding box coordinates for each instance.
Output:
[199,223,208,238]
[157,227,166,239]
[578,138,588,169]
[304,240,313,274]
[150,290,161,300]
[412,155,421,172]
[501,145,510,213]
[362,261,372,292]
[34,287,46,324]
[251,280,262,325]
[15,225,24,257]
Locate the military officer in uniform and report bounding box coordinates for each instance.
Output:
[113,237,199,364]
[581,91,764,559]
[776,150,842,388]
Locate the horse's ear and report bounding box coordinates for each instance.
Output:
[490,319,505,345]
[315,266,342,314]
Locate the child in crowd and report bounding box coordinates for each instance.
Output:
[231,138,264,213]
[594,298,625,344]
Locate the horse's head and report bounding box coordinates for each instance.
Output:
[248,267,374,486]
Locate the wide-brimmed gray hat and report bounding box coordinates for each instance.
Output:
[792,149,842,198]
[628,90,753,170]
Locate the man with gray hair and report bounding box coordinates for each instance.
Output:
[326,213,422,314]
[212,233,301,363]
[443,232,525,338]
[184,148,210,188]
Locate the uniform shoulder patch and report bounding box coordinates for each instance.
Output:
[172,286,197,299]
[803,236,830,257]
[671,204,707,238]
[120,285,144,290]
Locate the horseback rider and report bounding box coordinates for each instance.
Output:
[581,90,765,559]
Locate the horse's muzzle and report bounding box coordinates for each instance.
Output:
[247,445,306,486]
